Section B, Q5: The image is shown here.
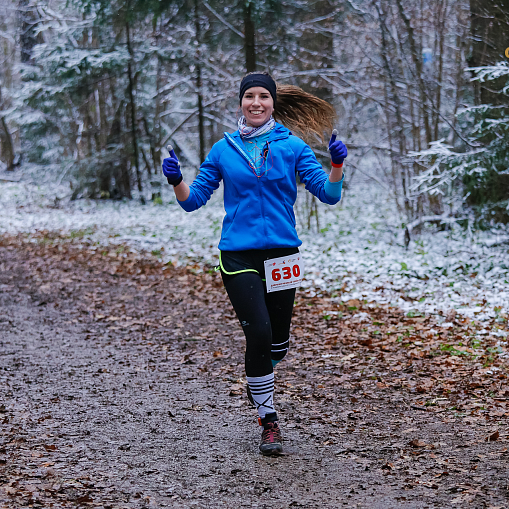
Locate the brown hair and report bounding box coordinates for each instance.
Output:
[274,84,336,144]
[241,72,336,144]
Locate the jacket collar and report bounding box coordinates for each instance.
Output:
[226,122,290,143]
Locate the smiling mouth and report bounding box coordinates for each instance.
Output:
[249,110,264,116]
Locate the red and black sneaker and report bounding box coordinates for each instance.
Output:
[258,412,283,456]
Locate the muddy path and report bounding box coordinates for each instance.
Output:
[0,234,507,508]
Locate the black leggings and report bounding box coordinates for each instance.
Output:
[221,271,295,377]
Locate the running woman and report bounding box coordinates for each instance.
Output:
[162,72,347,455]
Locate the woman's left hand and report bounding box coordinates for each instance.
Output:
[329,133,348,166]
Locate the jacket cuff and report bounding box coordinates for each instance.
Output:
[177,194,195,212]
[324,173,345,199]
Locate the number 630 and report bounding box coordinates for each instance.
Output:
[272,265,300,281]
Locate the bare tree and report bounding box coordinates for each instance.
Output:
[0,84,15,171]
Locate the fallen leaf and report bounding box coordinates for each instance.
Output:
[76,494,94,503]
[409,439,428,448]
[486,430,499,442]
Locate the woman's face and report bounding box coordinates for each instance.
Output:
[241,87,274,127]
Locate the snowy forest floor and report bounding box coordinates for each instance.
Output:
[1,177,509,322]
[0,234,508,508]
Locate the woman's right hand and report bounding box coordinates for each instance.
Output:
[162,147,183,186]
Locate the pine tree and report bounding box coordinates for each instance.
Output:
[410,63,509,225]
[18,0,179,198]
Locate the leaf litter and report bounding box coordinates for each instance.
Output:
[0,232,508,508]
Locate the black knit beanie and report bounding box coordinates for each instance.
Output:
[239,73,277,107]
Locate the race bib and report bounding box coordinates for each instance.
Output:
[264,254,304,293]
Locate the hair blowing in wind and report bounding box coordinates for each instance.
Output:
[274,83,336,144]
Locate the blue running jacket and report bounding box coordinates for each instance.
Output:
[177,123,342,251]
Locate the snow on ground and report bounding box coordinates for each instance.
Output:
[1,171,508,323]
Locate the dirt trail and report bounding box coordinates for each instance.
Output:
[0,235,507,508]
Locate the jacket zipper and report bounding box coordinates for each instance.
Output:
[258,175,267,248]
[224,131,289,249]
[224,133,252,166]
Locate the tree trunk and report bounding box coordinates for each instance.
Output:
[297,0,334,104]
[395,0,432,145]
[244,1,256,73]
[106,98,131,200]
[152,17,163,175]
[194,0,205,170]
[126,20,142,195]
[433,0,448,140]
[18,0,41,63]
[469,0,509,105]
[0,85,15,171]
[451,2,468,145]
[376,0,410,214]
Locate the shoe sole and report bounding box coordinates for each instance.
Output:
[259,443,283,456]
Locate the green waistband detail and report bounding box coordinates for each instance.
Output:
[219,252,259,276]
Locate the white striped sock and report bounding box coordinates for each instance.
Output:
[271,339,289,358]
[246,373,275,418]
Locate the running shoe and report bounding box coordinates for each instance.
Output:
[259,412,283,455]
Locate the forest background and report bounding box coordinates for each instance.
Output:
[0,0,509,321]
[1,0,508,225]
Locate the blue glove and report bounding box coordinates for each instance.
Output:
[328,130,347,166]
[162,146,183,186]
